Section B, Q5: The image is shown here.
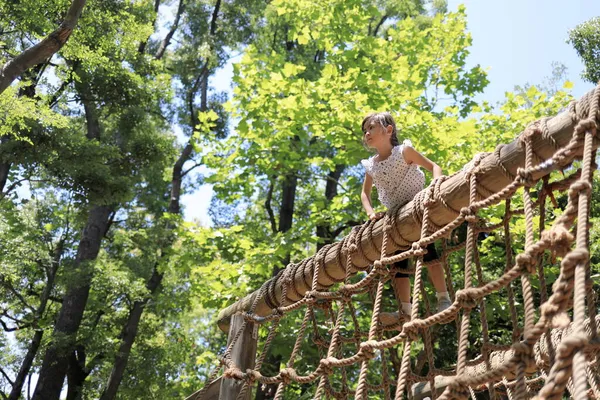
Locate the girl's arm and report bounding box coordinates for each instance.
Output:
[402,146,443,178]
[361,173,377,220]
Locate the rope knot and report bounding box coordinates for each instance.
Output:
[245,369,262,384]
[542,227,574,258]
[304,290,317,304]
[574,117,597,136]
[570,180,592,196]
[243,311,255,323]
[384,221,393,232]
[513,341,538,373]
[273,307,285,318]
[516,252,537,275]
[517,167,534,187]
[359,340,378,360]
[455,289,478,310]
[460,206,478,223]
[561,248,590,272]
[223,366,243,380]
[409,242,427,259]
[373,260,388,276]
[348,244,358,253]
[519,124,540,145]
[401,320,420,341]
[318,357,337,376]
[279,367,296,385]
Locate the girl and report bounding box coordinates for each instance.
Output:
[360,112,451,317]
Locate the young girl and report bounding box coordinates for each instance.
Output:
[360,112,451,317]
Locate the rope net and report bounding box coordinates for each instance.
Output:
[198,86,600,400]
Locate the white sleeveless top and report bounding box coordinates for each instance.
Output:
[361,142,425,209]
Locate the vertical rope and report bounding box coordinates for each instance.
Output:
[538,178,549,305]
[456,165,478,378]
[421,276,437,400]
[514,133,538,399]
[503,199,520,344]
[356,215,391,399]
[473,237,496,400]
[572,123,595,400]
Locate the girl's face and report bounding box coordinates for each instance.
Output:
[363,121,391,149]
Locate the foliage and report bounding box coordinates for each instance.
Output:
[569,17,600,84]
[0,1,596,399]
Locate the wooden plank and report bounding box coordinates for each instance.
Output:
[185,377,222,400]
[219,314,258,400]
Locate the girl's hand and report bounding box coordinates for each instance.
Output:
[368,212,383,221]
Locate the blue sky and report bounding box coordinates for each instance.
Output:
[180,1,600,224]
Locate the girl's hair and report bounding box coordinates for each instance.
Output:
[361,112,399,146]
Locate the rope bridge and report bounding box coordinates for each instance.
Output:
[193,85,600,400]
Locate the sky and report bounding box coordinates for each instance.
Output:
[180,1,600,224]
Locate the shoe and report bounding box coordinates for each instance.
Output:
[379,311,410,330]
[436,297,452,313]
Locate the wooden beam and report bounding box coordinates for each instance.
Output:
[219,314,258,400]
[217,85,600,333]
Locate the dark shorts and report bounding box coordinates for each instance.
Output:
[393,242,439,278]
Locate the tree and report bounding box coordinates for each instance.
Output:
[569,17,600,84]
[0,0,87,94]
[0,1,176,398]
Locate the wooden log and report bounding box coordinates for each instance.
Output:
[217,86,600,333]
[218,314,258,400]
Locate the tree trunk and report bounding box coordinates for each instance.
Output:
[66,346,87,400]
[0,159,10,193]
[9,241,64,400]
[32,205,113,400]
[98,266,162,400]
[0,0,87,94]
[255,172,298,400]
[316,164,345,250]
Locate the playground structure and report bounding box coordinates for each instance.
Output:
[190,85,600,400]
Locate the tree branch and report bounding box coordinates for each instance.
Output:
[331,221,360,238]
[182,161,202,177]
[0,0,87,94]
[0,314,31,332]
[209,0,221,36]
[188,61,208,128]
[0,276,36,315]
[139,0,161,54]
[154,0,185,60]
[264,179,277,234]
[373,15,388,37]
[48,61,79,107]
[0,366,14,386]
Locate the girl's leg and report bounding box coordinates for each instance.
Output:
[424,242,451,312]
[393,276,411,304]
[424,243,447,293]
[393,256,412,315]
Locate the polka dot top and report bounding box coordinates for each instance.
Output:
[361,141,425,209]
